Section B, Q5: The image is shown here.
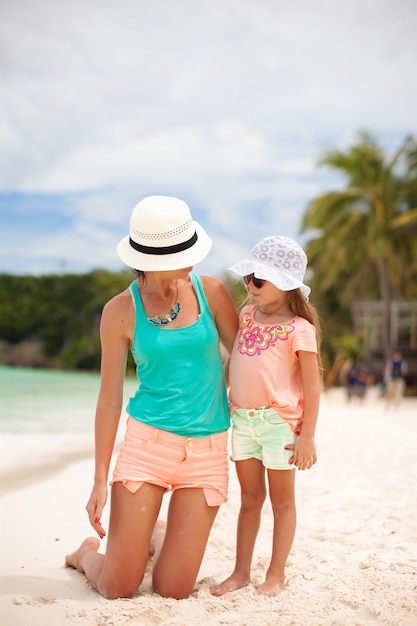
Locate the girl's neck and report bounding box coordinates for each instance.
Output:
[254,301,292,324]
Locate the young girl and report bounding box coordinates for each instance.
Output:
[210,235,321,597]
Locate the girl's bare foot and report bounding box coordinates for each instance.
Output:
[65,537,100,573]
[256,577,286,597]
[210,574,250,597]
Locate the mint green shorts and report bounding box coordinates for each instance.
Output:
[231,407,296,470]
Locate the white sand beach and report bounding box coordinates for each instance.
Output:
[1,387,416,626]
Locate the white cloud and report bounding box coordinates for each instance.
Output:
[1,0,417,275]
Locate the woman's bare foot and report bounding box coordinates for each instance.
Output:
[149,520,167,561]
[65,537,100,573]
[210,574,250,597]
[256,576,287,597]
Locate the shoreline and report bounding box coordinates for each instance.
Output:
[0,447,95,495]
[1,388,417,626]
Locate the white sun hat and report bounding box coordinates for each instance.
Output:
[228,235,311,301]
[117,195,212,271]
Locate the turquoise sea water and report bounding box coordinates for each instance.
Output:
[0,366,137,487]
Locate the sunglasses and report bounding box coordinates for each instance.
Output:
[243,274,265,288]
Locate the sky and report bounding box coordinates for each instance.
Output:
[1,0,417,279]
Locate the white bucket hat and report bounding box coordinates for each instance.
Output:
[117,195,212,271]
[229,235,311,301]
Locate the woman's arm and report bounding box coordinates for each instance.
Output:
[86,290,132,537]
[201,276,239,354]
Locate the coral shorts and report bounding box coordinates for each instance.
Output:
[111,417,229,506]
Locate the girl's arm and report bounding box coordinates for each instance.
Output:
[85,291,132,537]
[291,350,321,471]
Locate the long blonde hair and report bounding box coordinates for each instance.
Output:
[287,289,321,349]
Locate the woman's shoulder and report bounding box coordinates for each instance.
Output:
[102,286,134,318]
[198,274,222,289]
[199,274,238,324]
[199,275,233,301]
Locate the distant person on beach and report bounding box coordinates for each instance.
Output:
[385,351,408,409]
[65,196,238,599]
[344,361,359,402]
[210,236,321,597]
[355,360,374,402]
[344,360,374,403]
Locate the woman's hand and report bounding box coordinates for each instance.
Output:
[86,482,108,539]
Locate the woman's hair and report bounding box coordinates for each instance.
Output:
[131,269,146,286]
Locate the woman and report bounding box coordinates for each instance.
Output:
[65,195,238,600]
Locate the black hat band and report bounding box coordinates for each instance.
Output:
[129,231,198,255]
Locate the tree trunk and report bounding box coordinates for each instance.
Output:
[378,257,392,362]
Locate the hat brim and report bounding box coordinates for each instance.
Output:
[117,221,212,271]
[228,259,311,301]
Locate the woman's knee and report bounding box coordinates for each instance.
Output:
[154,582,194,600]
[153,570,196,600]
[98,575,143,600]
[96,559,145,599]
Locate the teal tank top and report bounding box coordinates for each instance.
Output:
[126,273,230,437]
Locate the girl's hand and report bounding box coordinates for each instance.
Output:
[86,482,108,539]
[285,434,317,470]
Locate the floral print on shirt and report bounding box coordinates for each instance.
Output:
[237,313,294,356]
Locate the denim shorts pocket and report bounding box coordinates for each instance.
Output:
[266,412,286,425]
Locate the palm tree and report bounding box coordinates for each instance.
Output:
[301,132,417,362]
